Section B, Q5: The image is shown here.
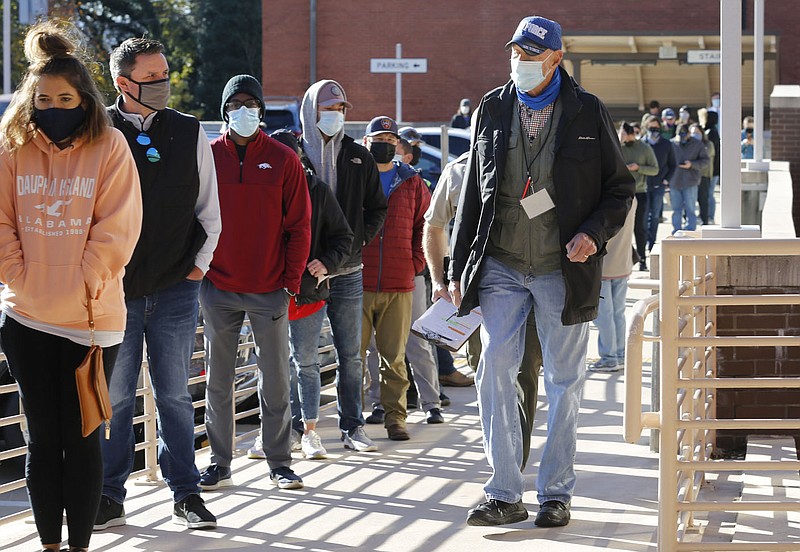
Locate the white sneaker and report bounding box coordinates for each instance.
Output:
[301,430,328,459]
[247,433,266,459]
[291,430,302,452]
[341,426,378,452]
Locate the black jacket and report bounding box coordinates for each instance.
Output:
[644,135,677,192]
[450,68,634,325]
[334,135,388,270]
[296,168,354,304]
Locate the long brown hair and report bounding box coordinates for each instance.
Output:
[0,20,110,152]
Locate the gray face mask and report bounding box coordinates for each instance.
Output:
[125,77,171,111]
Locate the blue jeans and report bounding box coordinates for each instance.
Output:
[708,175,719,221]
[670,186,699,233]
[477,257,588,505]
[645,186,665,250]
[289,305,328,433]
[102,279,202,504]
[594,277,628,364]
[327,271,366,432]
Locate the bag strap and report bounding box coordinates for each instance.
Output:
[85,285,95,347]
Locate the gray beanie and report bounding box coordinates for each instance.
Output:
[220,74,264,120]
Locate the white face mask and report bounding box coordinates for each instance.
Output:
[711,98,721,109]
[317,110,345,137]
[510,53,553,93]
[227,106,261,138]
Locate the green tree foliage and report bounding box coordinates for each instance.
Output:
[192,0,262,120]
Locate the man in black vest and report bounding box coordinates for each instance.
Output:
[95,38,221,531]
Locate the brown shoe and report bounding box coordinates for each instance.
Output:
[387,424,410,441]
[439,370,475,387]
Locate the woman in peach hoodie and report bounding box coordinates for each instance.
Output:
[0,21,142,552]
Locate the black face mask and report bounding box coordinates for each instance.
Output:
[369,141,396,164]
[410,144,421,166]
[33,106,86,143]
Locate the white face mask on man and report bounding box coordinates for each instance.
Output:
[317,110,345,137]
[510,52,553,93]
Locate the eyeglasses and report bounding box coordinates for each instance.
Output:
[136,132,161,163]
[225,99,261,111]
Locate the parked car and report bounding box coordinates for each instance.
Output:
[263,96,301,136]
[414,127,471,157]
[416,143,456,190]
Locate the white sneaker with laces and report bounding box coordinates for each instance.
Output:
[247,433,266,459]
[301,430,327,459]
[341,426,378,452]
[291,430,302,452]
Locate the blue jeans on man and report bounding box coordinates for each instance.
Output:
[670,186,699,233]
[645,186,665,250]
[102,279,203,504]
[476,257,588,506]
[326,271,367,432]
[594,277,628,366]
[289,305,328,434]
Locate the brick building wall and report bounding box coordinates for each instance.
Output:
[714,257,800,452]
[262,0,799,122]
[769,91,800,235]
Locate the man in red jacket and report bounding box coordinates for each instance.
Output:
[360,116,431,441]
[198,74,311,491]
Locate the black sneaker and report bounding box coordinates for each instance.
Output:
[534,500,571,527]
[439,392,451,407]
[93,495,125,531]
[199,464,233,491]
[466,499,528,526]
[173,494,217,529]
[269,466,304,489]
[426,408,444,424]
[365,407,385,424]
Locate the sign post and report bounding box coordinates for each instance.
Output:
[370,45,428,122]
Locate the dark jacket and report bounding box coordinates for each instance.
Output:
[334,135,388,271]
[705,112,721,177]
[669,136,710,191]
[451,113,470,129]
[362,163,430,293]
[108,106,205,300]
[297,168,354,304]
[207,131,311,294]
[643,135,677,192]
[450,68,634,325]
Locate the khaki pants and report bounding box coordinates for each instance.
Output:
[361,291,413,428]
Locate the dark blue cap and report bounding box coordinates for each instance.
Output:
[505,16,562,56]
[365,116,399,137]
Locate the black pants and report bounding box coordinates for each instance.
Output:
[0,316,119,548]
[698,176,711,225]
[634,192,648,263]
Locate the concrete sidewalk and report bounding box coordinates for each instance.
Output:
[0,292,663,552]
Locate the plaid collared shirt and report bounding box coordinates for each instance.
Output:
[518,100,554,143]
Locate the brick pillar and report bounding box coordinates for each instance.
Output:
[769,85,800,236]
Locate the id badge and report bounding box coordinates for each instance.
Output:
[520,188,555,219]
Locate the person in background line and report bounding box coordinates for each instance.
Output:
[641,115,676,252]
[690,122,715,225]
[450,15,634,528]
[669,123,710,233]
[699,109,720,224]
[198,75,311,492]
[450,98,471,129]
[618,122,658,272]
[268,129,353,460]
[640,99,661,127]
[0,20,143,552]
[741,117,755,160]
[661,107,677,139]
[360,116,431,441]
[678,105,694,126]
[588,196,637,373]
[98,36,221,532]
[708,92,721,132]
[300,80,388,453]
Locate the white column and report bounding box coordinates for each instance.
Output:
[395,43,402,123]
[753,0,765,163]
[702,0,760,237]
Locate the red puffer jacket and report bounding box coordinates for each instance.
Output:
[362,163,430,293]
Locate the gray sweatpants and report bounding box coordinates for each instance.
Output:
[200,280,292,470]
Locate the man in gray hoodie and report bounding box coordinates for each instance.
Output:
[299,80,388,452]
[669,122,710,233]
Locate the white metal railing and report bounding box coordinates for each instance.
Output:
[625,236,800,552]
[0,316,338,525]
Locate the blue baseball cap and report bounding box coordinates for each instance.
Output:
[505,16,562,56]
[365,116,399,138]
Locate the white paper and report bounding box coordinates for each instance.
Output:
[520,188,555,219]
[411,299,482,352]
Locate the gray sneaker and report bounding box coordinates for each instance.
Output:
[269,466,304,490]
[290,429,302,452]
[93,495,125,531]
[341,426,378,452]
